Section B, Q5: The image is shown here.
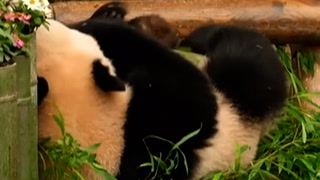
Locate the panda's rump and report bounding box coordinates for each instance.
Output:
[192,92,262,180]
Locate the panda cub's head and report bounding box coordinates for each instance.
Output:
[37,19,131,179]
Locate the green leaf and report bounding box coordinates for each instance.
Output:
[172,125,201,150]
[212,172,224,180]
[299,158,316,173]
[82,143,101,153]
[34,17,42,25]
[91,162,117,180]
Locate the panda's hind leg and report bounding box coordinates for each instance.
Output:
[205,26,288,120]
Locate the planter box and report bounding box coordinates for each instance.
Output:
[0,34,38,180]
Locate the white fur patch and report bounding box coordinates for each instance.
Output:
[191,91,262,180]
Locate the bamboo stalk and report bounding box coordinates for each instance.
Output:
[51,0,320,44]
[0,63,18,179]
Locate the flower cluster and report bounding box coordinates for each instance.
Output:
[0,0,51,64]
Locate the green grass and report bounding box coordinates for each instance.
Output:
[138,126,201,179]
[39,45,320,180]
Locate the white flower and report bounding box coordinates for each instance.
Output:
[43,6,53,18]
[19,0,52,17]
[39,0,49,7]
[4,0,52,18]
[22,0,42,11]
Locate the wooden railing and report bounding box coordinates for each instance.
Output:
[51,0,320,44]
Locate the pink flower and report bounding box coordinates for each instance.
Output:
[4,12,15,21]
[15,39,25,48]
[12,34,25,49]
[16,13,32,24]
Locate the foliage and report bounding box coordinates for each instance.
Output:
[0,0,51,64]
[38,103,116,180]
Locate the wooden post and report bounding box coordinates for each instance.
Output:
[0,63,18,179]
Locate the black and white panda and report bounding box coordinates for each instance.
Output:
[70,16,288,180]
[36,19,131,180]
[71,1,180,48]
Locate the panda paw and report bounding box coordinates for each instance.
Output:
[90,2,127,20]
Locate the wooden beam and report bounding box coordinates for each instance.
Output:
[51,0,320,44]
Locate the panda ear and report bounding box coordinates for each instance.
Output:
[37,76,49,105]
[92,59,126,92]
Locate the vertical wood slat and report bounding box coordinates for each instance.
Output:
[29,33,39,180]
[14,33,38,180]
[0,63,18,179]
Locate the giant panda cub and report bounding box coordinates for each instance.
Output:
[36,19,131,180]
[71,16,288,180]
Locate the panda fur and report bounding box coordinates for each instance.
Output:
[71,18,288,180]
[70,1,180,48]
[36,19,131,180]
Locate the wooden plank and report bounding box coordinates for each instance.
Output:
[14,35,39,179]
[28,34,39,180]
[51,0,320,44]
[0,63,18,179]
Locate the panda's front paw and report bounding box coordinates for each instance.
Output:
[90,2,127,20]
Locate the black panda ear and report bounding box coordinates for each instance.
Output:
[90,2,127,20]
[37,76,49,105]
[92,59,126,92]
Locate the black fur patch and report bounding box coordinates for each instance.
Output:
[179,25,221,54]
[184,25,288,119]
[37,76,49,105]
[92,59,126,92]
